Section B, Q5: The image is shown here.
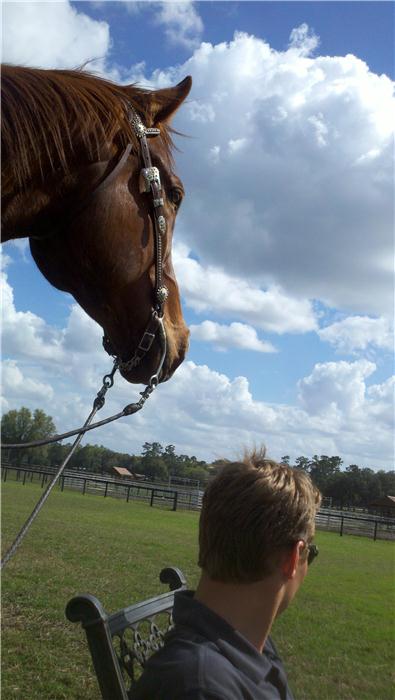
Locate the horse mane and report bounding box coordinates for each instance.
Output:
[1,64,175,189]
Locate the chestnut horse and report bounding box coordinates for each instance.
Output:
[1,65,191,385]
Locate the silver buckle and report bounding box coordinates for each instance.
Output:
[138,331,156,353]
[141,166,161,193]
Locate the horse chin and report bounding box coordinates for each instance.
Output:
[118,350,184,386]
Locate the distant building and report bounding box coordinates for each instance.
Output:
[112,467,132,479]
[112,467,145,481]
[368,495,395,518]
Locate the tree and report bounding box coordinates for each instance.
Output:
[163,444,176,465]
[1,407,56,466]
[142,442,163,459]
[309,455,342,492]
[295,456,310,472]
[47,442,70,466]
[141,456,168,481]
[281,455,290,466]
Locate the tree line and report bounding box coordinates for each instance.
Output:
[279,454,394,509]
[1,407,394,506]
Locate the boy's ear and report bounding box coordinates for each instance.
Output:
[146,76,192,126]
[281,541,304,579]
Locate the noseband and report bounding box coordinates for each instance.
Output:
[101,109,170,384]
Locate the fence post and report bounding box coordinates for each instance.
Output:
[23,471,27,485]
[61,476,65,492]
[41,473,45,488]
[105,482,108,498]
[150,489,155,507]
[127,486,131,503]
[373,520,378,541]
[340,516,344,536]
[3,468,8,483]
[83,479,87,495]
[173,491,178,512]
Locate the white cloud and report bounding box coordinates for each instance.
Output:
[2,278,393,467]
[2,1,110,69]
[318,316,394,354]
[173,243,318,334]
[2,360,53,402]
[1,270,65,363]
[190,321,277,353]
[288,23,320,57]
[297,359,376,415]
[66,359,394,470]
[1,269,106,390]
[140,29,394,318]
[154,2,204,50]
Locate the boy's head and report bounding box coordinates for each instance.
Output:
[198,448,321,583]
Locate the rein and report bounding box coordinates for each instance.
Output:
[1,109,171,570]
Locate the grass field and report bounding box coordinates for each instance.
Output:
[2,479,395,700]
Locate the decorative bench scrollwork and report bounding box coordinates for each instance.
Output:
[66,567,187,700]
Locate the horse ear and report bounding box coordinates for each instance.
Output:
[149,76,192,125]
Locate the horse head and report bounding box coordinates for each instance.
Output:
[1,66,192,385]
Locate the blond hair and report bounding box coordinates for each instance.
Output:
[198,448,321,583]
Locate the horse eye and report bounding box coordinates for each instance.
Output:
[169,188,183,206]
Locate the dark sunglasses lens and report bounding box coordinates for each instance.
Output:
[308,544,318,565]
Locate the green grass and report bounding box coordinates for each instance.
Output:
[2,480,395,700]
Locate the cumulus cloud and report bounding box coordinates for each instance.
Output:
[1,268,106,389]
[154,2,204,49]
[2,1,110,69]
[288,23,320,56]
[190,321,277,353]
[2,360,54,403]
[139,29,394,318]
[173,244,318,334]
[297,359,376,415]
[1,269,65,363]
[2,277,393,467]
[318,316,393,354]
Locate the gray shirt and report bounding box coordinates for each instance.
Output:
[131,590,295,700]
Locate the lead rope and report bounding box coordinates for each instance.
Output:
[1,364,118,570]
[1,317,166,571]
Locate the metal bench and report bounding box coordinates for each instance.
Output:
[65,566,187,700]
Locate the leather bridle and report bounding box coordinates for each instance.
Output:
[100,108,170,386]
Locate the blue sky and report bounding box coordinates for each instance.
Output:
[2,1,394,469]
[76,2,394,78]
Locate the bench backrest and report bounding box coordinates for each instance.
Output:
[65,567,187,700]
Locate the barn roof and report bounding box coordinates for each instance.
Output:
[113,467,132,477]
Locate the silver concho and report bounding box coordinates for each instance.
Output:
[156,286,169,304]
[131,116,146,139]
[157,215,166,235]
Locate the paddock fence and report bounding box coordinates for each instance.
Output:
[2,464,395,540]
[315,508,395,541]
[1,464,203,511]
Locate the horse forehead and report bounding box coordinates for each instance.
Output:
[148,138,177,176]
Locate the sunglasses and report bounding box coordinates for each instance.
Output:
[307,543,319,566]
